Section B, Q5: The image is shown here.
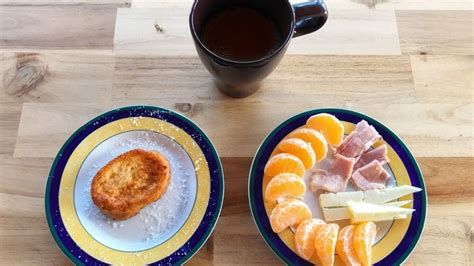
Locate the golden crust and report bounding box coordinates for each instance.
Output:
[91,149,170,220]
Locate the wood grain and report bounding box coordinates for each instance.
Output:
[130,0,474,10]
[14,102,472,158]
[1,52,114,103]
[112,55,416,104]
[0,103,22,155]
[0,0,128,6]
[0,6,118,49]
[0,1,472,264]
[114,8,401,55]
[397,11,474,55]
[410,55,474,103]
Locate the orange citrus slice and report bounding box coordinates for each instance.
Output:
[336,225,361,266]
[354,222,376,266]
[294,218,326,260]
[269,199,312,233]
[264,153,305,178]
[277,138,316,169]
[264,173,306,203]
[306,113,344,146]
[314,223,339,266]
[288,128,328,162]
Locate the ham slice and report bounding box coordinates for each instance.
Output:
[354,145,389,170]
[337,120,380,158]
[311,154,355,192]
[352,160,390,190]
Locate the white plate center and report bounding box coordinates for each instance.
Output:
[74,130,197,252]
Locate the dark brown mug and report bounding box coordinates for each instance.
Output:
[190,0,328,98]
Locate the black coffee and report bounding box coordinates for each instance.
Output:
[201,7,282,61]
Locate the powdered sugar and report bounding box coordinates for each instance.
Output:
[74,130,198,252]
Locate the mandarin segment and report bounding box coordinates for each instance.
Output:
[264,153,306,177]
[354,222,376,266]
[294,218,326,260]
[277,138,316,169]
[264,173,306,203]
[269,199,312,233]
[288,128,328,162]
[314,223,339,266]
[306,113,344,146]
[336,225,361,266]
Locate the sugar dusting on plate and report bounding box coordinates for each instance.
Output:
[76,129,197,250]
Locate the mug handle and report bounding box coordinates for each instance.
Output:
[292,0,328,37]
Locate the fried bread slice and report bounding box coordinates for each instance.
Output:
[91,149,170,220]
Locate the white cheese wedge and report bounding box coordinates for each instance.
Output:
[363,185,422,204]
[319,186,421,207]
[348,201,414,223]
[320,191,364,207]
[322,200,412,221]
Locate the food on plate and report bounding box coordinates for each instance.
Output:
[287,128,328,162]
[362,185,421,204]
[348,201,414,223]
[319,185,422,207]
[91,149,170,220]
[294,218,326,260]
[264,173,306,203]
[311,154,355,192]
[354,145,389,170]
[270,199,312,233]
[264,153,305,178]
[353,222,376,266]
[306,113,344,146]
[322,201,412,222]
[336,225,361,266]
[262,114,422,264]
[314,223,339,266]
[351,160,390,191]
[277,138,316,169]
[337,121,380,158]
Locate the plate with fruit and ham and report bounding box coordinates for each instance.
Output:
[248,108,427,265]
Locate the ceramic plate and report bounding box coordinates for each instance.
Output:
[248,108,427,265]
[45,105,224,265]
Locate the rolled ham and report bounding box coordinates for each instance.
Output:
[311,154,355,193]
[352,160,390,191]
[337,120,380,158]
[354,144,389,170]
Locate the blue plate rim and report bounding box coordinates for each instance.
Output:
[248,108,427,265]
[44,105,225,265]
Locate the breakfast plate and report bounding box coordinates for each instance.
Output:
[45,105,224,265]
[248,108,427,265]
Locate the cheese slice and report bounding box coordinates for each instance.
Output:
[319,186,421,207]
[322,200,412,221]
[363,185,422,204]
[320,191,364,207]
[348,201,414,223]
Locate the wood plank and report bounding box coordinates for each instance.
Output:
[397,11,474,55]
[1,52,114,103]
[289,9,401,55]
[14,103,106,158]
[113,8,401,55]
[112,55,416,104]
[0,6,118,49]
[130,0,474,10]
[14,102,472,158]
[0,103,22,155]
[0,155,52,198]
[410,55,473,103]
[0,0,128,6]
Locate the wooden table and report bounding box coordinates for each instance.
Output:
[0,0,472,264]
